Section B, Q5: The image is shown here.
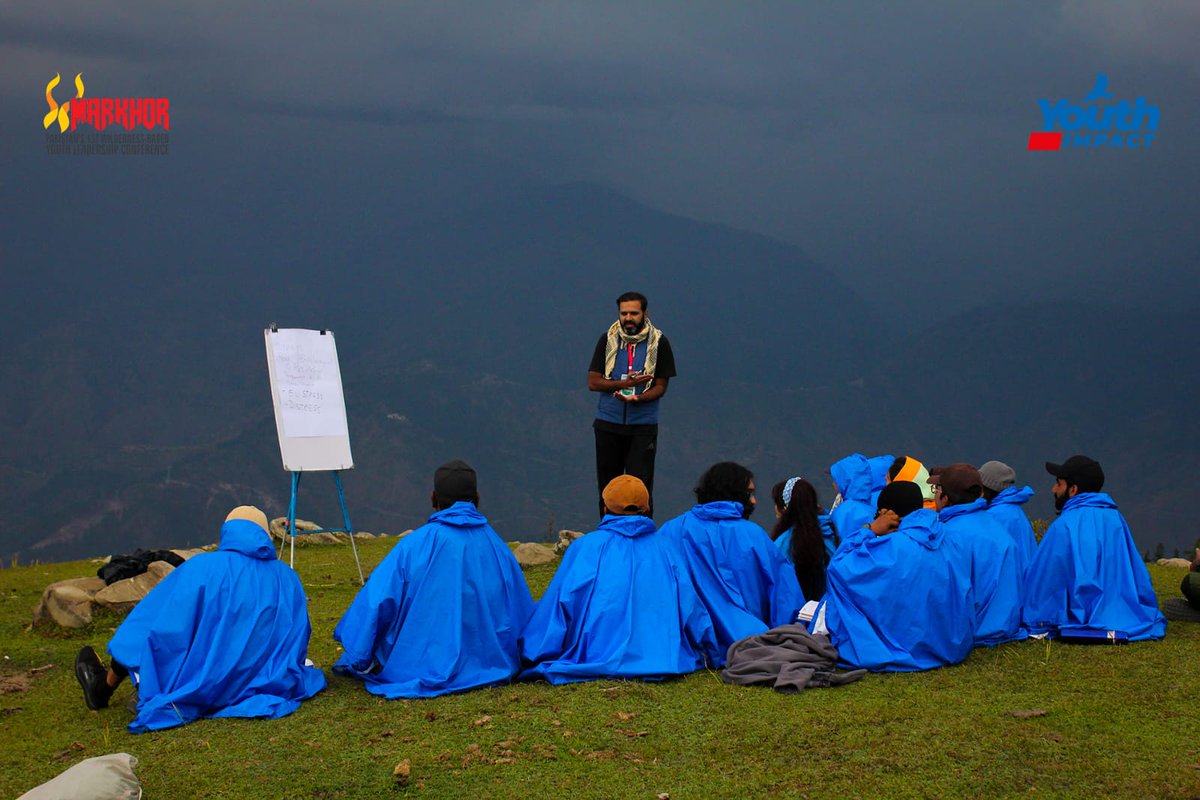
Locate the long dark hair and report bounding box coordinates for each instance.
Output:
[771,478,831,600]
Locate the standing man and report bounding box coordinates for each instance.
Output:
[587,291,677,516]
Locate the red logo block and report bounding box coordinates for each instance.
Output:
[1027,132,1063,151]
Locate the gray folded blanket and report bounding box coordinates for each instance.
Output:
[721,623,868,693]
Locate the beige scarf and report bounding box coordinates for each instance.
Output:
[603,319,662,385]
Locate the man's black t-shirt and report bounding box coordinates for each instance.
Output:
[588,334,677,379]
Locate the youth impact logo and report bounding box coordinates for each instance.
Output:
[43,73,170,155]
[1028,73,1158,151]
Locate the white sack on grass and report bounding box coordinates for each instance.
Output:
[18,753,141,800]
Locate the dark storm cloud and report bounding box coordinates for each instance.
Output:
[3,2,1197,314]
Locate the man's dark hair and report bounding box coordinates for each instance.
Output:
[980,486,1000,503]
[616,291,648,312]
[695,461,754,511]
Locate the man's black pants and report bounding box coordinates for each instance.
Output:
[594,424,658,517]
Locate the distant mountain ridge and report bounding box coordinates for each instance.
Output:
[1,181,1194,562]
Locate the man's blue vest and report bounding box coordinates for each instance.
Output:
[595,339,662,426]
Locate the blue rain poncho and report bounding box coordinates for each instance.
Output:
[830,454,885,553]
[1023,493,1165,641]
[106,519,325,733]
[939,499,1026,647]
[775,513,838,565]
[333,502,534,698]
[658,501,805,665]
[520,514,717,683]
[985,485,1039,578]
[821,509,974,672]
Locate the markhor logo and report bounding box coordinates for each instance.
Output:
[43,72,170,156]
[1028,73,1158,151]
[43,72,170,132]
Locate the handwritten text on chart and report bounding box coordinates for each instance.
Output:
[270,329,348,439]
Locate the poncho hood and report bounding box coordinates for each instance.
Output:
[598,514,657,538]
[937,498,988,523]
[830,454,874,502]
[868,455,896,491]
[991,486,1034,506]
[218,519,277,560]
[428,501,488,528]
[896,508,946,551]
[690,501,745,521]
[1062,492,1118,512]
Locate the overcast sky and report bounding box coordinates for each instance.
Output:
[3,1,1198,316]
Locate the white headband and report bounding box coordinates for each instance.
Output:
[782,476,803,506]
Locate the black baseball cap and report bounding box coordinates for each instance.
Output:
[434,459,478,504]
[1045,455,1104,493]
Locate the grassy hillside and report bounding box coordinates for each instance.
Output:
[1,542,1198,799]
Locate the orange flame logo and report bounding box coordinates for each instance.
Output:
[44,73,85,132]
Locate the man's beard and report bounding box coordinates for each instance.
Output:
[742,500,755,520]
[623,319,645,334]
[1053,491,1068,512]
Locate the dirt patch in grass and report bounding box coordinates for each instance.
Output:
[0,672,33,695]
[0,664,55,695]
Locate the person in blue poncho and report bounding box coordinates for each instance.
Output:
[829,453,891,553]
[1023,455,1165,641]
[979,460,1038,578]
[520,475,718,683]
[817,481,974,672]
[932,464,1026,647]
[73,506,325,733]
[771,476,837,600]
[658,462,805,665]
[333,460,534,698]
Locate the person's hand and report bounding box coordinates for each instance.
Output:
[869,509,900,536]
[618,374,653,388]
[613,391,640,403]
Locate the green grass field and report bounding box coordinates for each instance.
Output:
[2,541,1197,799]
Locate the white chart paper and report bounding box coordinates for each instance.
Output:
[270,329,348,439]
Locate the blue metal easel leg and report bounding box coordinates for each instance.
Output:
[333,470,365,585]
[280,469,363,585]
[285,471,301,568]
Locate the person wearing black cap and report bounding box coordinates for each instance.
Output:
[929,463,1026,647]
[1022,455,1166,641]
[332,460,535,697]
[520,475,719,683]
[815,481,975,672]
[587,291,677,517]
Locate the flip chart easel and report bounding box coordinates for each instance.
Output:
[264,326,364,584]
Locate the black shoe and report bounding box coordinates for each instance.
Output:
[75,646,113,710]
